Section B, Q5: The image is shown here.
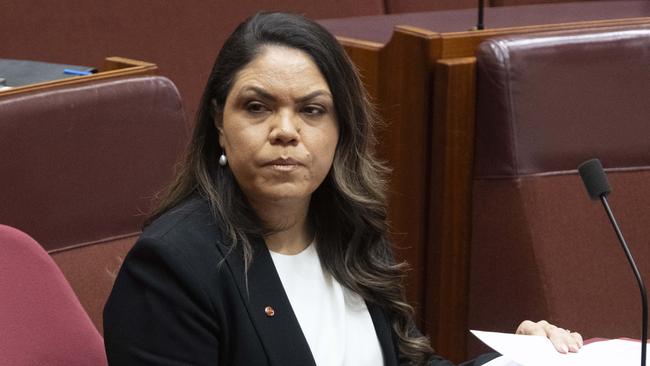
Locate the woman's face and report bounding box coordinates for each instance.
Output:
[218,45,339,207]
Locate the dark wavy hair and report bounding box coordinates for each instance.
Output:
[148,12,435,365]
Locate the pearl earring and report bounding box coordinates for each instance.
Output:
[219,153,227,167]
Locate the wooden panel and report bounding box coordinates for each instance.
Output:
[337,37,383,101]
[103,56,156,71]
[375,26,441,321]
[341,27,443,321]
[0,57,157,98]
[425,57,477,364]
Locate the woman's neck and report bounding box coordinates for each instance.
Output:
[249,198,313,255]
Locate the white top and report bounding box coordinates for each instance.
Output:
[270,243,384,366]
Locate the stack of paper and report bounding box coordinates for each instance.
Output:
[471,330,648,366]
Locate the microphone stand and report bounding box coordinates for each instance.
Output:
[600,195,648,366]
[477,0,485,30]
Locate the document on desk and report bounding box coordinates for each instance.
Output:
[472,330,648,366]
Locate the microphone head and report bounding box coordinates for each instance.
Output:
[578,159,611,200]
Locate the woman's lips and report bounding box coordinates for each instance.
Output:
[264,158,302,171]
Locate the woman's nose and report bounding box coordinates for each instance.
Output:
[269,110,300,146]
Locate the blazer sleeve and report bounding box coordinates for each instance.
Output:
[427,352,499,366]
[407,325,499,366]
[428,355,455,366]
[103,237,220,365]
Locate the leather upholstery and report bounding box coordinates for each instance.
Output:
[468,26,650,357]
[474,26,650,178]
[0,224,107,365]
[0,76,187,332]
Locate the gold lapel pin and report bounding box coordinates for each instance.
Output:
[264,306,275,317]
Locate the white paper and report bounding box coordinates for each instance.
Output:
[471,330,648,366]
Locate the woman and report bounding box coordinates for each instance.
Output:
[103,12,583,365]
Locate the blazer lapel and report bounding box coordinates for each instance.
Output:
[368,302,399,366]
[220,237,317,366]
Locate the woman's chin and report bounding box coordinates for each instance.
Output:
[252,186,315,205]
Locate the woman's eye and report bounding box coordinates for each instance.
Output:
[302,105,326,116]
[245,102,268,114]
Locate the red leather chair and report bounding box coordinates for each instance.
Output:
[468,25,650,356]
[0,75,188,333]
[0,224,107,365]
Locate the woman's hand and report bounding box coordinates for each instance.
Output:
[516,320,583,354]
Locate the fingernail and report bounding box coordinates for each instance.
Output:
[560,345,569,353]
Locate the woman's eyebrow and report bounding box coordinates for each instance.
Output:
[239,86,331,104]
[295,90,332,104]
[239,86,275,101]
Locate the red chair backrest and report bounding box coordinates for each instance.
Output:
[0,75,188,332]
[0,224,107,366]
[469,25,650,356]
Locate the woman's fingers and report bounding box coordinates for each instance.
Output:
[547,326,583,353]
[516,320,550,337]
[548,327,570,353]
[516,320,583,354]
[570,331,584,351]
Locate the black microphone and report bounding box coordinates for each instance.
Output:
[578,158,647,366]
[477,0,485,30]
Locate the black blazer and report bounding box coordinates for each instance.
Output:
[104,198,494,365]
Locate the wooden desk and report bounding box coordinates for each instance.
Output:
[320,1,650,362]
[0,57,156,98]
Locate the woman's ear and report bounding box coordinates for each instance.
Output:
[218,131,226,152]
[212,99,226,150]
